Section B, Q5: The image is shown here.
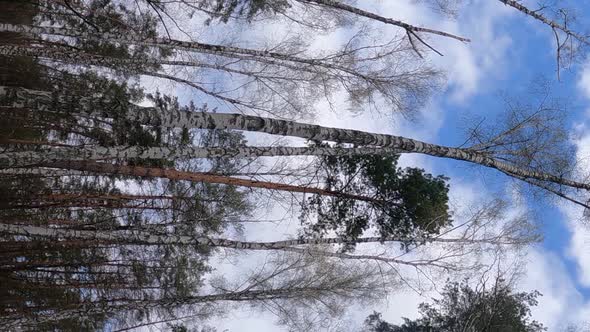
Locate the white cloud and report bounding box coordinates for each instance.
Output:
[374,0,514,102]
[561,71,590,288]
[562,132,590,287]
[567,219,590,286]
[181,1,590,331]
[578,60,590,100]
[436,0,514,102]
[520,248,590,330]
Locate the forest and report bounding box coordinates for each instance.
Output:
[1,0,590,331]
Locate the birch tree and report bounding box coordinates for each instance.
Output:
[0,168,217,330]
[0,1,572,330]
[163,0,469,45]
[48,95,587,210]
[497,0,588,78]
[3,0,443,119]
[0,197,539,281]
[9,81,582,208]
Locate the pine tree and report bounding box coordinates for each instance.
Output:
[364,279,546,332]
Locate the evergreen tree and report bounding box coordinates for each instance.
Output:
[363,280,546,332]
[301,153,450,246]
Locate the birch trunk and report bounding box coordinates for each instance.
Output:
[498,0,590,46]
[0,44,308,78]
[0,223,525,251]
[77,108,590,191]
[6,83,587,192]
[300,0,470,42]
[0,145,400,167]
[0,46,254,107]
[0,168,85,177]
[34,193,187,202]
[0,24,374,81]
[0,285,329,330]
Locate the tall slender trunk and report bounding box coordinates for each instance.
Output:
[1,201,171,211]
[36,193,189,202]
[7,85,588,195]
[0,44,305,80]
[0,223,523,251]
[1,45,263,109]
[0,168,85,177]
[0,24,372,81]
[1,285,332,330]
[1,145,399,167]
[498,0,589,46]
[299,0,470,42]
[41,160,379,202]
[79,108,590,192]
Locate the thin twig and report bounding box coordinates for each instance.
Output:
[63,0,100,32]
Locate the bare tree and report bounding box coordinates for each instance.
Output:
[1,17,441,119]
[41,97,586,210]
[0,144,401,168]
[498,0,587,78]
[1,251,393,331]
[0,197,539,287]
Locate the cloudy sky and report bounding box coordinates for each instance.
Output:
[150,0,590,330]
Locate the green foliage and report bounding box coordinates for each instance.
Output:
[364,280,546,332]
[301,151,451,248]
[392,168,451,235]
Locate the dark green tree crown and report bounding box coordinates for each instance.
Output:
[301,149,451,248]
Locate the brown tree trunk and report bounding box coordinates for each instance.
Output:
[43,160,380,203]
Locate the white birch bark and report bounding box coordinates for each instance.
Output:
[0,284,333,330]
[5,84,588,192]
[0,223,466,282]
[300,0,470,42]
[0,223,492,293]
[0,24,373,81]
[0,44,312,78]
[0,223,527,252]
[0,145,400,168]
[498,0,590,46]
[76,107,590,192]
[0,168,86,177]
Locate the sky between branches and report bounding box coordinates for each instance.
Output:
[128,0,590,330]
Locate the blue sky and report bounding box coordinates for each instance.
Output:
[305,0,590,328]
[399,0,590,327]
[138,0,590,330]
[435,0,590,301]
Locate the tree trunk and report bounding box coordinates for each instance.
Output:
[0,44,302,79]
[0,223,526,251]
[7,81,588,194]
[0,144,400,167]
[0,285,333,330]
[300,0,470,42]
[79,108,589,191]
[40,160,379,202]
[0,24,374,81]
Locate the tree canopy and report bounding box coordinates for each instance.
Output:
[364,280,546,332]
